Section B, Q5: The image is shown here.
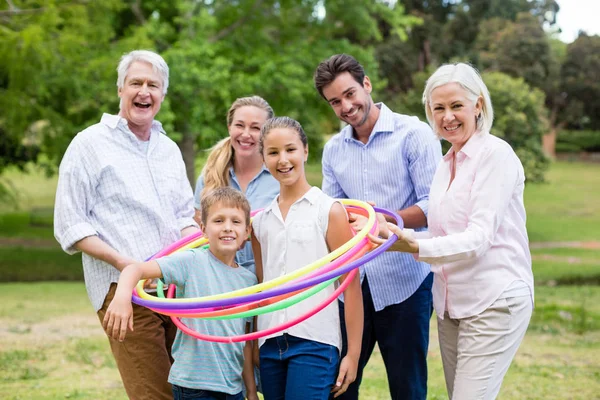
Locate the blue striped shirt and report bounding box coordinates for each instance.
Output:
[321,103,441,310]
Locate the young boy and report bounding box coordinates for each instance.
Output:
[103,187,258,400]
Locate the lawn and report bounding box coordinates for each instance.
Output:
[1,282,598,400]
[1,160,599,399]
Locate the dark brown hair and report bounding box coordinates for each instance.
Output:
[314,54,366,99]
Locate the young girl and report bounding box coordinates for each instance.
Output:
[251,117,364,399]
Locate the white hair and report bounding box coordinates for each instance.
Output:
[422,63,494,138]
[116,50,169,95]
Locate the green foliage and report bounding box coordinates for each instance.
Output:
[478,13,552,90]
[483,71,550,182]
[561,34,600,130]
[556,130,600,153]
[0,0,420,175]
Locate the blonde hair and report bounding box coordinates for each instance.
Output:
[422,63,494,138]
[200,96,274,198]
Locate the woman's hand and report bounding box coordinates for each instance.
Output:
[368,222,419,254]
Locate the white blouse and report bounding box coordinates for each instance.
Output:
[415,132,534,319]
[252,187,342,350]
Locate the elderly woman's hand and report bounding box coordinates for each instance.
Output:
[368,222,419,254]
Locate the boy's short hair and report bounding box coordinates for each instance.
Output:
[200,187,251,227]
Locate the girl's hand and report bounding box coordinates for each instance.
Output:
[331,354,359,397]
[102,298,134,342]
[368,222,419,253]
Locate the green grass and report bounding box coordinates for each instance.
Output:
[1,160,599,398]
[525,161,600,242]
[0,246,83,282]
[1,282,598,399]
[0,211,55,240]
[0,165,58,213]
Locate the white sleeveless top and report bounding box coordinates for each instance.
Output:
[252,187,341,350]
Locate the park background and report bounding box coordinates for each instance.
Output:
[0,0,599,399]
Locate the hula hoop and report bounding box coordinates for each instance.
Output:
[130,201,401,343]
[131,199,377,307]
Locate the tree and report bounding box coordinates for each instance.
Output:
[483,72,549,182]
[0,0,418,188]
[561,34,600,130]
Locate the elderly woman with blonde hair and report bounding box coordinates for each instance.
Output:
[372,63,534,400]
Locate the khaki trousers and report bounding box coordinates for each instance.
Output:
[437,295,532,400]
[97,283,178,400]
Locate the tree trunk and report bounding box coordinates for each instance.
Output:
[542,128,557,159]
[179,130,197,188]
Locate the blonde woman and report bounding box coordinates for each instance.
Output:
[193,96,278,274]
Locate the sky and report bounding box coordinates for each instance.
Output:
[555,0,600,43]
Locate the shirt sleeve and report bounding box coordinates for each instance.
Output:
[172,150,198,231]
[417,146,522,265]
[193,174,205,210]
[53,137,98,255]
[405,125,441,217]
[321,140,348,199]
[156,250,195,287]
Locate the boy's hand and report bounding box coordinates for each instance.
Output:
[102,298,134,342]
[246,391,259,400]
[330,354,359,397]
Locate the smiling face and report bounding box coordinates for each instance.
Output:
[321,72,375,130]
[201,203,250,261]
[228,105,270,159]
[430,82,482,153]
[262,127,308,188]
[118,61,165,139]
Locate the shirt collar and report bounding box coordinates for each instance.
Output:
[442,130,488,161]
[342,103,394,143]
[263,186,320,213]
[228,164,270,179]
[100,113,165,135]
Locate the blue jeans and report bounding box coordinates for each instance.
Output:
[337,273,433,400]
[172,385,243,400]
[260,334,340,400]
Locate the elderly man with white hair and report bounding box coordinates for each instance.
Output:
[54,50,198,400]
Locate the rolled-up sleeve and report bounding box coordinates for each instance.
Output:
[418,149,517,264]
[54,138,98,254]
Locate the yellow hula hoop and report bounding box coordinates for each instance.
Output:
[134,199,375,302]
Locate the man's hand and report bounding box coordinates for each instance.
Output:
[102,298,134,342]
[331,354,359,397]
[349,207,388,238]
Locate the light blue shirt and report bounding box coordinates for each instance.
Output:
[157,248,257,393]
[321,103,441,311]
[194,166,280,274]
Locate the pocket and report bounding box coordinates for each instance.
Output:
[289,221,315,244]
